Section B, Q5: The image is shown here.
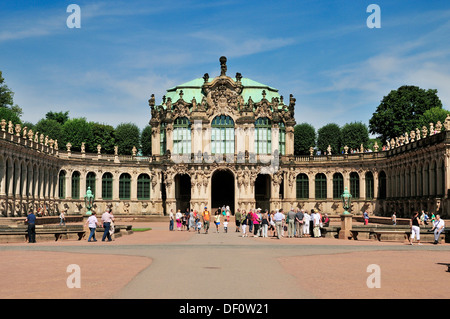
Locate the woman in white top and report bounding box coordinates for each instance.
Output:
[303,212,310,237]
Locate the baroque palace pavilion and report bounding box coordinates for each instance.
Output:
[1,57,449,219]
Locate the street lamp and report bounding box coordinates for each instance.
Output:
[341,187,352,215]
[84,186,94,216]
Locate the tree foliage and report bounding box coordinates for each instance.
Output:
[317,123,341,154]
[141,125,152,156]
[0,107,22,125]
[46,111,69,125]
[341,122,369,151]
[34,118,63,144]
[416,106,450,131]
[115,122,140,155]
[61,118,94,151]
[369,85,443,143]
[294,123,316,155]
[89,122,116,154]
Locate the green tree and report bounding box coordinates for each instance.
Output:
[34,118,63,144]
[61,118,94,151]
[0,70,22,117]
[141,125,152,156]
[317,123,341,155]
[0,107,22,125]
[416,106,450,131]
[89,122,116,154]
[0,71,15,109]
[341,122,370,151]
[294,123,316,155]
[45,111,69,125]
[369,85,443,142]
[115,123,140,155]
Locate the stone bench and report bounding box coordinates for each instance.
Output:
[0,226,85,243]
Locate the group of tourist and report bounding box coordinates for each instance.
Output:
[409,210,445,245]
[235,208,329,239]
[84,208,115,242]
[168,206,330,239]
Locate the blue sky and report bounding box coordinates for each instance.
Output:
[1,0,450,133]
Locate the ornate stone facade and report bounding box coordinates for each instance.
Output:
[0,57,449,218]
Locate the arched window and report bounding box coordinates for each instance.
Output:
[86,172,96,198]
[365,171,374,199]
[333,173,344,199]
[255,117,272,154]
[211,115,234,154]
[173,117,191,154]
[160,122,167,155]
[119,173,131,200]
[315,173,327,199]
[71,171,80,199]
[137,174,151,200]
[296,173,309,199]
[278,122,286,155]
[58,170,66,199]
[350,172,360,199]
[102,172,113,200]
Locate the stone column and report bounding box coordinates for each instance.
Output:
[339,213,353,240]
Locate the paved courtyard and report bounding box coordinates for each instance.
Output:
[1,220,449,301]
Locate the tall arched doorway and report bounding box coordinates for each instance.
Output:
[175,174,191,213]
[255,174,271,211]
[211,169,235,214]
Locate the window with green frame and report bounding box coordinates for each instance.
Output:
[350,172,360,199]
[102,172,113,200]
[119,173,131,200]
[58,170,66,199]
[255,117,272,154]
[160,122,167,155]
[278,122,286,155]
[137,174,151,200]
[211,115,234,154]
[86,172,96,198]
[296,173,309,199]
[365,171,374,199]
[332,173,344,199]
[315,173,327,199]
[173,117,191,154]
[71,171,80,199]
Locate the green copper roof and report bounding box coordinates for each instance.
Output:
[164,77,281,107]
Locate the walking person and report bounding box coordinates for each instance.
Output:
[202,207,211,234]
[85,211,101,242]
[25,210,37,243]
[101,208,113,242]
[409,211,422,245]
[214,211,221,233]
[431,214,445,244]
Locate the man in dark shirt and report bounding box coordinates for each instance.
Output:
[295,209,304,238]
[25,211,37,243]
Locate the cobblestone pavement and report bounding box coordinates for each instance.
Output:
[1,221,449,300]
